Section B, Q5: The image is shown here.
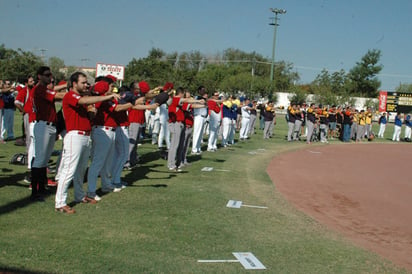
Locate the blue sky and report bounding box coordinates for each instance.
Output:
[1,0,411,90]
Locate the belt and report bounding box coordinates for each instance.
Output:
[70,130,91,136]
[94,125,116,131]
[35,120,56,127]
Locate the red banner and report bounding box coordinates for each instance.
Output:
[378,91,387,112]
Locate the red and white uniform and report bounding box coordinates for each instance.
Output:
[127,104,146,166]
[32,84,57,168]
[167,96,190,169]
[111,109,130,188]
[207,100,221,151]
[15,85,34,166]
[55,91,92,208]
[87,99,118,198]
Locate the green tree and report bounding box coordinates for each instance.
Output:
[48,56,65,82]
[395,83,412,93]
[272,61,300,93]
[124,48,173,88]
[288,85,308,105]
[347,49,382,98]
[0,45,43,82]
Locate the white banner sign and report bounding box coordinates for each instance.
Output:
[95,63,125,80]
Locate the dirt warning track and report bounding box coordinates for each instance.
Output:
[267,143,412,270]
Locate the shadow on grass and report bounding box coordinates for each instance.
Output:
[132,184,168,188]
[0,168,28,189]
[0,266,49,274]
[0,188,56,216]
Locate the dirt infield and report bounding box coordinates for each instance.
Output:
[267,143,412,271]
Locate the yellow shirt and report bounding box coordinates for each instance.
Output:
[352,113,358,123]
[358,113,366,126]
[365,112,372,124]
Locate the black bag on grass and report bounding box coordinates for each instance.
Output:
[10,153,27,165]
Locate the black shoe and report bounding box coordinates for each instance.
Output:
[30,194,45,202]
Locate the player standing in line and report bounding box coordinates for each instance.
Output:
[318,105,329,143]
[111,85,158,190]
[286,103,296,142]
[365,107,373,139]
[30,66,66,201]
[248,100,258,136]
[168,87,204,171]
[180,90,194,166]
[327,105,337,139]
[157,83,174,151]
[206,91,223,151]
[15,76,35,147]
[228,97,240,145]
[87,81,155,199]
[126,81,148,169]
[54,72,121,213]
[306,103,317,144]
[14,75,35,182]
[293,104,302,141]
[239,98,252,141]
[356,110,366,142]
[392,112,402,142]
[191,86,208,155]
[377,112,387,138]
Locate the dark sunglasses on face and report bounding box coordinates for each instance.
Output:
[43,72,53,77]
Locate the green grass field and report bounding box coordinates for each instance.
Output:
[0,112,408,273]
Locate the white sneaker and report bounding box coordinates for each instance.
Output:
[113,187,122,193]
[94,195,102,201]
[101,188,114,193]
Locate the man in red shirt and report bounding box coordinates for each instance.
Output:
[86,81,157,199]
[55,72,121,213]
[15,76,35,175]
[207,92,223,151]
[125,81,150,169]
[167,87,204,171]
[110,85,158,190]
[15,76,35,145]
[30,66,66,201]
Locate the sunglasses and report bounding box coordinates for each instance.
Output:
[43,72,53,77]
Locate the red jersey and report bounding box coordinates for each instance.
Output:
[112,109,129,127]
[207,100,220,114]
[62,91,92,132]
[15,85,30,107]
[0,97,3,109]
[93,99,118,127]
[168,97,190,123]
[33,84,57,123]
[128,108,145,124]
[23,87,36,122]
[184,106,194,128]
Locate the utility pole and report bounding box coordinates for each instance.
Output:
[269,8,286,82]
[39,48,48,63]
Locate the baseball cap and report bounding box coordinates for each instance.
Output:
[93,81,110,95]
[138,81,150,93]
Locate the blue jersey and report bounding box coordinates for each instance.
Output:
[395,116,403,126]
